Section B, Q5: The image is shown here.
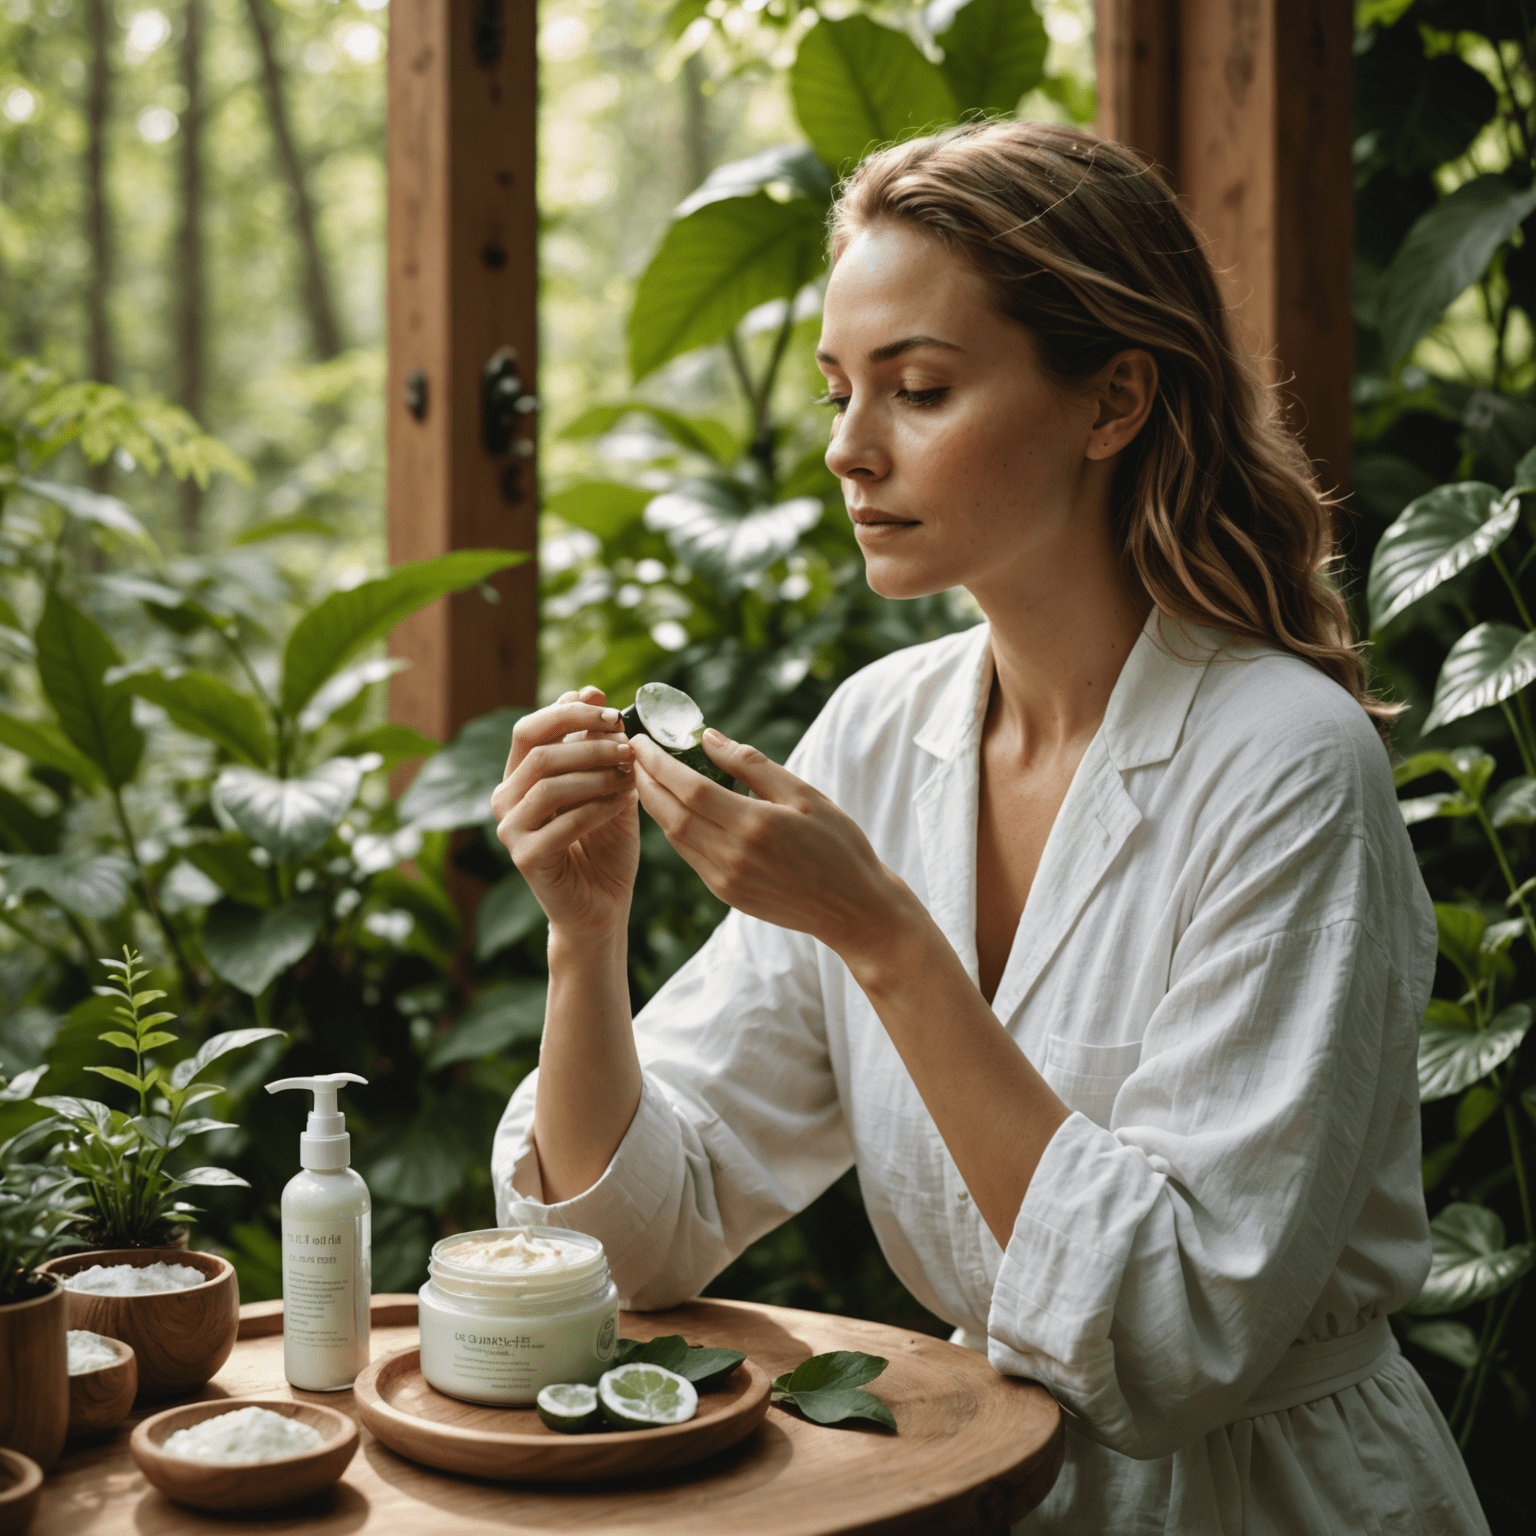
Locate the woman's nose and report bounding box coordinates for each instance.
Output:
[824,403,888,483]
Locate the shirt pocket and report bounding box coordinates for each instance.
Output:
[1040,1035,1143,1129]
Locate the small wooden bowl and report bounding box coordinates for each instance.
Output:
[0,1448,43,1535]
[130,1398,359,1512]
[38,1249,238,1396]
[66,1333,138,1437]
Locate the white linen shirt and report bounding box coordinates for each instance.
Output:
[493,609,1489,1534]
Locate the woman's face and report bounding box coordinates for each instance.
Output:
[817,220,1128,605]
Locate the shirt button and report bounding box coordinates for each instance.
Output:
[974,1269,988,1287]
[957,1189,969,1202]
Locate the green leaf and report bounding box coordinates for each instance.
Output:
[183,835,272,909]
[0,710,103,789]
[137,1031,177,1052]
[1405,1319,1479,1370]
[1435,903,1486,983]
[1457,1083,1502,1141]
[1366,483,1515,631]
[232,514,334,545]
[18,475,154,551]
[96,1031,139,1053]
[359,1101,472,1207]
[171,1166,251,1189]
[645,483,823,591]
[1419,1002,1532,1102]
[674,144,835,218]
[1490,776,1536,826]
[1398,792,1476,825]
[125,669,273,766]
[1381,175,1536,367]
[0,1065,47,1102]
[333,722,440,773]
[0,852,134,919]
[0,783,60,854]
[475,871,547,961]
[34,589,144,789]
[423,981,546,1071]
[296,656,411,735]
[211,758,364,862]
[933,0,1048,114]
[85,1064,144,1093]
[1423,623,1536,734]
[613,1335,745,1387]
[790,14,957,170]
[770,1349,895,1429]
[280,550,529,719]
[169,1026,285,1090]
[398,707,525,831]
[558,406,740,464]
[1392,747,1495,801]
[543,482,653,540]
[200,897,325,996]
[1404,1203,1536,1315]
[628,193,828,381]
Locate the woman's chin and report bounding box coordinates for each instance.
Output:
[862,555,954,603]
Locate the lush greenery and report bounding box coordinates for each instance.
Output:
[1353,2,1536,1525]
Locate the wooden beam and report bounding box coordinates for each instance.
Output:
[1094,0,1353,497]
[386,0,539,750]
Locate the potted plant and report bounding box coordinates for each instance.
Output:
[32,949,282,1393]
[0,1072,84,1471]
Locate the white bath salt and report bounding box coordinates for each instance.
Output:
[63,1260,205,1296]
[448,1230,573,1273]
[67,1330,123,1375]
[162,1406,323,1464]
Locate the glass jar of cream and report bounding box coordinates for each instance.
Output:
[417,1226,619,1406]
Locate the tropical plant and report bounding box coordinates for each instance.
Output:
[0,1064,82,1304]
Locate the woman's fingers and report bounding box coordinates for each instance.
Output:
[507,786,637,874]
[491,737,632,821]
[628,735,752,832]
[699,728,805,805]
[505,766,633,832]
[504,686,619,778]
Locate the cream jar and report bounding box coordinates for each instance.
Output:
[417,1226,618,1406]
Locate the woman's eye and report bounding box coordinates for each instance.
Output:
[813,391,849,412]
[897,387,948,408]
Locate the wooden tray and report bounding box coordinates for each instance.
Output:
[354,1345,772,1482]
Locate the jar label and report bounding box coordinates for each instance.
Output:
[282,1216,360,1355]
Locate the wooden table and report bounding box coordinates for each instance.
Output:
[31,1294,1063,1535]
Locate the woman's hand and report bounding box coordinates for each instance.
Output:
[630,729,923,964]
[492,686,639,939]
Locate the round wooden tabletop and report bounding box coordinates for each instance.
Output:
[29,1293,1063,1536]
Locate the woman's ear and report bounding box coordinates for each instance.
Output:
[1086,350,1157,461]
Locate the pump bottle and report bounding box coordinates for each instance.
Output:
[265,1073,371,1391]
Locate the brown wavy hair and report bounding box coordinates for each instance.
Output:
[830,119,1393,739]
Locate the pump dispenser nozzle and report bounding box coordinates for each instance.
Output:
[266,1073,368,1170]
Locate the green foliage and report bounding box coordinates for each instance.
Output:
[770,1349,895,1429]
[0,1157,83,1305]
[612,1333,746,1387]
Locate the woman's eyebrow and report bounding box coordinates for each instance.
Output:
[815,334,965,366]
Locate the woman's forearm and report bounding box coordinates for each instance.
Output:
[531,925,643,1204]
[839,895,1070,1250]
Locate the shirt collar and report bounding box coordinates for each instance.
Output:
[913,607,1230,770]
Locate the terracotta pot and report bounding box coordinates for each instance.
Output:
[0,1277,68,1471]
[0,1448,43,1535]
[66,1335,137,1438]
[38,1249,238,1397]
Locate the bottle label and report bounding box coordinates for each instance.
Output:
[282,1216,360,1356]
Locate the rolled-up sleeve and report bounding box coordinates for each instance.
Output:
[987,736,1434,1459]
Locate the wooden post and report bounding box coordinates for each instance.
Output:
[1094,0,1353,496]
[386,0,539,748]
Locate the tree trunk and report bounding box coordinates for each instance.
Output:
[242,0,343,360]
[681,50,711,199]
[176,0,206,546]
[84,0,114,497]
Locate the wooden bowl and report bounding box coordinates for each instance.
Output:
[66,1333,138,1437]
[130,1398,359,1512]
[0,1448,42,1535]
[38,1249,238,1396]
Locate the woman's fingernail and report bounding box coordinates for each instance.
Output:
[703,728,727,746]
[601,708,620,725]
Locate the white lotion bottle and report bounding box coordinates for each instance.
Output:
[265,1073,372,1391]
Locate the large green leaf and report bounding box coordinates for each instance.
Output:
[1419,1002,1531,1102]
[126,669,272,767]
[674,144,835,219]
[543,482,653,541]
[1404,1319,1479,1370]
[933,0,1048,114]
[169,1026,287,1090]
[280,550,528,719]
[1490,776,1536,826]
[296,656,410,736]
[1381,175,1536,366]
[183,835,271,908]
[423,981,546,1071]
[558,406,738,463]
[1392,747,1495,801]
[200,897,325,996]
[1366,483,1514,631]
[0,711,103,790]
[1423,623,1536,734]
[790,14,957,170]
[629,193,828,382]
[359,1101,472,1207]
[34,589,144,789]
[398,707,525,831]
[1434,903,1486,983]
[0,852,133,920]
[770,1349,896,1429]
[475,871,547,961]
[211,758,364,862]
[1404,1203,1536,1315]
[645,484,823,591]
[18,475,154,551]
[333,723,439,774]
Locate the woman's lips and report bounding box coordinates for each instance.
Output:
[850,510,919,540]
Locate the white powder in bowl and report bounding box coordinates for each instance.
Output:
[66,1329,123,1375]
[161,1406,324,1464]
[63,1261,206,1296]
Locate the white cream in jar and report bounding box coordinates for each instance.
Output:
[417,1226,618,1406]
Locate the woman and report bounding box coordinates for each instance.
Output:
[490,121,1487,1533]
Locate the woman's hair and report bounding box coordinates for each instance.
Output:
[830,119,1394,739]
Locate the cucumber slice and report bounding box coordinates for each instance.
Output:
[536,1381,603,1433]
[622,682,738,791]
[596,1363,699,1429]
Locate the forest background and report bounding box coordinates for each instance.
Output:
[0,0,1533,1529]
